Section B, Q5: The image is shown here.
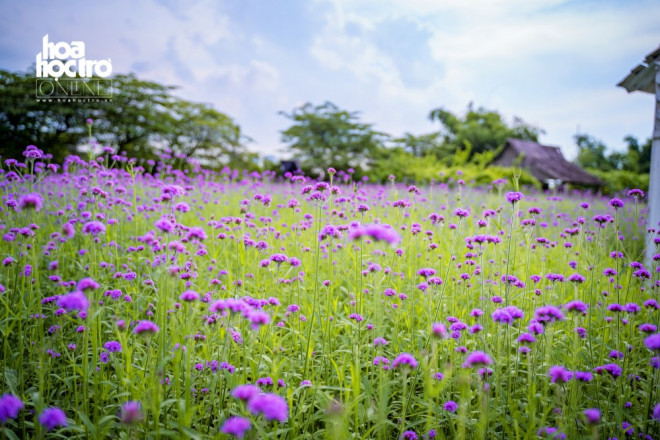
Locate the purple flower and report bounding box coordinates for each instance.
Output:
[593,363,622,378]
[565,301,588,313]
[568,273,585,283]
[119,401,143,424]
[652,403,660,422]
[639,324,657,333]
[417,268,436,278]
[574,371,593,382]
[57,291,89,312]
[221,416,251,438]
[38,407,67,431]
[534,306,565,324]
[462,351,493,368]
[318,224,341,241]
[256,377,273,387]
[232,384,260,401]
[179,290,199,302]
[77,278,100,291]
[0,394,23,423]
[247,393,288,422]
[392,353,418,369]
[82,221,106,236]
[247,310,270,330]
[103,341,122,352]
[269,253,288,264]
[545,273,565,283]
[517,333,536,344]
[644,334,660,352]
[608,198,624,209]
[18,193,44,211]
[133,320,159,335]
[155,218,174,233]
[453,208,470,218]
[506,192,523,204]
[374,337,388,347]
[548,366,572,383]
[349,224,401,245]
[432,322,448,338]
[443,401,458,412]
[584,408,600,425]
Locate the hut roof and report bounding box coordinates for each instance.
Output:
[496,138,602,186]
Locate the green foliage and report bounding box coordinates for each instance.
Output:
[428,104,544,160]
[392,132,445,158]
[279,101,389,173]
[574,134,613,171]
[438,165,540,188]
[367,146,540,187]
[584,168,649,194]
[0,70,87,162]
[368,147,445,183]
[0,69,251,168]
[574,133,652,174]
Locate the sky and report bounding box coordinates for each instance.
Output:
[0,0,658,160]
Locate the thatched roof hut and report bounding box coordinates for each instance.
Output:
[490,138,602,187]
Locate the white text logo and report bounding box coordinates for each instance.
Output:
[36,34,112,78]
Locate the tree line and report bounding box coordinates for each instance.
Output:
[0,69,651,189]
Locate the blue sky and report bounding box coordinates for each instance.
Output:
[1,0,658,160]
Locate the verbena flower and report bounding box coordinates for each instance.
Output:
[392,353,418,369]
[38,407,67,431]
[246,393,288,422]
[119,401,143,424]
[57,291,89,312]
[548,366,572,383]
[103,341,122,352]
[133,320,159,334]
[221,416,251,438]
[349,224,401,245]
[584,408,600,425]
[462,351,493,368]
[18,193,44,211]
[232,385,260,401]
[505,192,523,204]
[0,394,23,423]
[644,334,660,352]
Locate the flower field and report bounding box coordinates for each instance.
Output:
[1,145,659,439]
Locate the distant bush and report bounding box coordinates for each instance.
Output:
[366,148,540,188]
[585,168,649,194]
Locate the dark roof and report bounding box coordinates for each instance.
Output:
[617,45,660,94]
[497,138,602,186]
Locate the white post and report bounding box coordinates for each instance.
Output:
[646,61,660,267]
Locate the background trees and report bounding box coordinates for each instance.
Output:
[0,70,253,169]
[279,101,389,175]
[427,105,544,161]
[0,67,651,191]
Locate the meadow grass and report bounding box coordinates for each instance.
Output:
[0,147,658,439]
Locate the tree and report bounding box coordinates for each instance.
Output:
[428,105,544,160]
[159,101,253,169]
[393,132,443,158]
[0,69,251,168]
[280,101,389,173]
[0,70,88,162]
[574,134,613,171]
